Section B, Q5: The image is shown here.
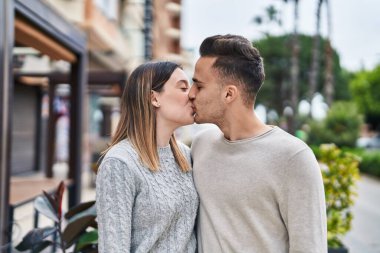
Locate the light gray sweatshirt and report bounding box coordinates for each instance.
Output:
[96,139,199,253]
[192,126,327,253]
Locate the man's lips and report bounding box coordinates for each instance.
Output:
[191,105,196,116]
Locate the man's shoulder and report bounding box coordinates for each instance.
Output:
[192,125,221,145]
[269,127,311,155]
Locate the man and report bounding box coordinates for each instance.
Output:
[189,34,327,253]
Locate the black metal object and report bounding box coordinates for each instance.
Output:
[328,247,348,253]
[35,87,44,173]
[14,0,86,54]
[6,185,63,253]
[46,83,57,179]
[5,207,14,253]
[11,84,39,175]
[144,0,153,60]
[13,0,87,207]
[0,0,14,251]
[68,53,87,207]
[1,0,87,250]
[14,70,127,88]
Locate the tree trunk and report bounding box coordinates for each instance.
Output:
[308,0,323,104]
[289,0,300,134]
[324,0,334,106]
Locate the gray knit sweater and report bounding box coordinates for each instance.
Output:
[96,139,199,253]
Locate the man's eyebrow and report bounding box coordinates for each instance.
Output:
[192,78,202,83]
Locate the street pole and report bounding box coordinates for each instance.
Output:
[0,0,14,251]
[144,0,153,61]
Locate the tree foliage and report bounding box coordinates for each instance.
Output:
[253,34,350,116]
[317,144,360,248]
[350,65,380,130]
[307,101,363,147]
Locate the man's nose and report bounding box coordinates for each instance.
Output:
[188,85,196,100]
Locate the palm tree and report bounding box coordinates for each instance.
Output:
[308,0,323,104]
[288,0,300,134]
[324,0,334,106]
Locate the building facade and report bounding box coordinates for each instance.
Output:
[1,0,187,250]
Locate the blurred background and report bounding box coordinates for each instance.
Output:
[0,0,379,252]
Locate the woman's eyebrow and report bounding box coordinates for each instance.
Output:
[177,79,189,87]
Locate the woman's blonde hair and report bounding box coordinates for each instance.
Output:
[102,61,190,172]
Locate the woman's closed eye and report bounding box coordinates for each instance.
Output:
[180,83,190,91]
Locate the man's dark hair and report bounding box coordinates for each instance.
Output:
[199,34,265,106]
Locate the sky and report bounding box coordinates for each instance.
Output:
[181,0,380,72]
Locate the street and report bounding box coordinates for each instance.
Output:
[343,174,380,253]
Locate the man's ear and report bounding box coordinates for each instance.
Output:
[151,90,160,108]
[223,85,238,104]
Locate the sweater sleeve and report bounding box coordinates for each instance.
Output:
[96,158,137,253]
[280,148,327,253]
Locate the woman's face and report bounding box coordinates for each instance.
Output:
[154,68,194,128]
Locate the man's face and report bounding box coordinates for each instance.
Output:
[189,57,225,124]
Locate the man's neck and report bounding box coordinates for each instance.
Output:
[219,108,272,141]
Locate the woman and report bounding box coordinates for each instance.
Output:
[96,61,199,253]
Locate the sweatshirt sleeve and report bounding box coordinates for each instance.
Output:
[280,148,327,253]
[96,158,137,253]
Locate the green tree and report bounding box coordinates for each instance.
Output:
[318,144,360,248]
[254,34,350,116]
[254,1,301,134]
[308,101,363,147]
[253,5,282,29]
[350,65,380,130]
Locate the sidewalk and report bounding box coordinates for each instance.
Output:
[10,169,96,252]
[343,174,380,253]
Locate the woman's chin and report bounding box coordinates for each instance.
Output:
[181,117,195,126]
[184,118,195,125]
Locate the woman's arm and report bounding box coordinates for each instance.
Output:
[96,158,137,253]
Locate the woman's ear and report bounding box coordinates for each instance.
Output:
[224,85,238,104]
[151,90,161,108]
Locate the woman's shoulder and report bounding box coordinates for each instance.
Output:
[98,140,141,181]
[100,139,142,171]
[103,139,137,160]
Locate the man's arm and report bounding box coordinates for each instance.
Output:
[281,148,327,253]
